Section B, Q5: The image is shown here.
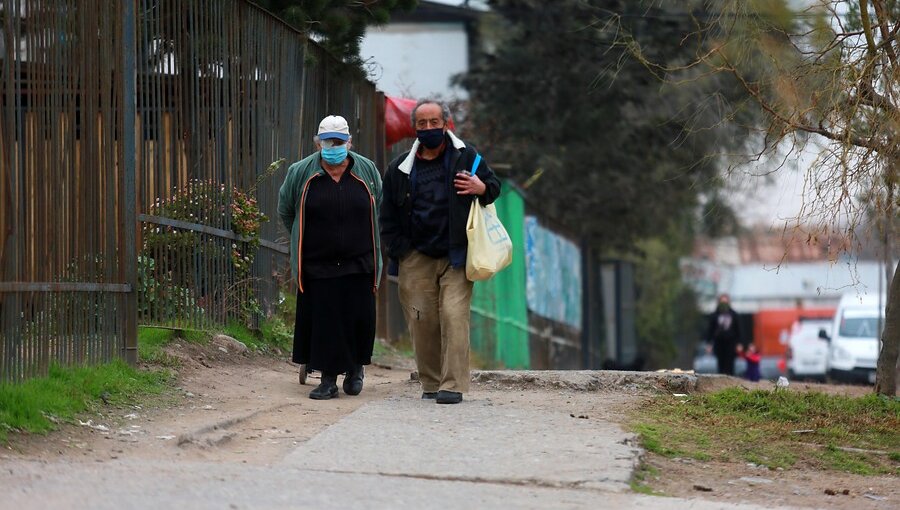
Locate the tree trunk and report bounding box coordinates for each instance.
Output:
[874,259,900,396]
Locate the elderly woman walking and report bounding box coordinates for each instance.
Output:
[277,115,383,400]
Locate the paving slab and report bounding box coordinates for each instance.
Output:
[284,394,640,491]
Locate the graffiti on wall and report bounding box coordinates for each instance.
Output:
[524,216,582,329]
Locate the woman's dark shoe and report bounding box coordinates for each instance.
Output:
[435,390,463,404]
[343,365,364,396]
[309,374,339,400]
[421,392,438,400]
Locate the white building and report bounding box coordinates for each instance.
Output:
[360,1,486,100]
[685,259,888,313]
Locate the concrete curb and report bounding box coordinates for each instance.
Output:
[472,370,740,394]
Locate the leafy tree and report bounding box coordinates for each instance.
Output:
[459,0,751,251]
[253,0,418,75]
[459,0,754,365]
[619,0,899,394]
[634,231,703,369]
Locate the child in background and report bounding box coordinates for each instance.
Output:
[737,343,762,382]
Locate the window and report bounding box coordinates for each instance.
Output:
[838,316,882,338]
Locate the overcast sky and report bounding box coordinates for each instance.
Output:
[726,145,815,228]
[725,132,871,233]
[424,0,490,9]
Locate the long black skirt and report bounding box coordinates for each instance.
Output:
[292,272,375,375]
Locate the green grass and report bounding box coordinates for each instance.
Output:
[373,335,414,357]
[0,361,171,442]
[138,326,208,366]
[372,340,391,357]
[630,463,664,495]
[629,388,900,476]
[256,316,293,353]
[215,289,296,355]
[221,318,291,354]
[277,291,297,321]
[820,444,882,475]
[138,327,176,365]
[222,321,265,351]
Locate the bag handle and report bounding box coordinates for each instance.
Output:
[470,153,482,176]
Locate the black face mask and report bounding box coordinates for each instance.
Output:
[416,128,445,149]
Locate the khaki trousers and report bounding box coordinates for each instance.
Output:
[398,250,473,393]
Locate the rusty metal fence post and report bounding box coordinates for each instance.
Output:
[121,0,138,364]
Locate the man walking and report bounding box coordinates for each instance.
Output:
[380,99,501,404]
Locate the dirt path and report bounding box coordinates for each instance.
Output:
[644,456,897,509]
[2,342,416,466]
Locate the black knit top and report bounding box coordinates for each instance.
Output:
[302,159,374,279]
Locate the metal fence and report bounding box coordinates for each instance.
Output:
[0,0,385,382]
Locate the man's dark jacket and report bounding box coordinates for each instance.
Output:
[380,131,501,269]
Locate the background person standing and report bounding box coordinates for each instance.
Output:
[707,293,742,376]
[277,115,383,400]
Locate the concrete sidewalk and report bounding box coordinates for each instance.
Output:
[285,394,638,491]
[2,458,795,510]
[1,376,799,510]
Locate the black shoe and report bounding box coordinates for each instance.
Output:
[309,374,338,400]
[435,390,463,404]
[343,365,364,396]
[421,392,438,400]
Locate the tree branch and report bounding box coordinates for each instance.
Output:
[859,0,879,59]
[871,0,899,69]
[717,52,884,152]
[858,80,900,116]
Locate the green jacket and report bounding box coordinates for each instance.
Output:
[277,151,383,293]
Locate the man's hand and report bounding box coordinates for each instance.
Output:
[454,172,486,196]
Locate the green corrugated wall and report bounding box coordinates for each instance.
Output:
[470,183,530,368]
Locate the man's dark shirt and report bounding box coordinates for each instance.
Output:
[410,151,450,258]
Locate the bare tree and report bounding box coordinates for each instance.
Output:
[616,0,898,394]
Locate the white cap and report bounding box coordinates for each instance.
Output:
[317,115,350,141]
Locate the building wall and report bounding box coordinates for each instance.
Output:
[683,259,887,313]
[361,22,469,99]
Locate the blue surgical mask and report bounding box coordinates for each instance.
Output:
[321,145,348,165]
[416,128,445,149]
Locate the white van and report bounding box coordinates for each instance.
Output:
[824,293,886,384]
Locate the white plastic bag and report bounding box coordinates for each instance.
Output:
[465,201,513,281]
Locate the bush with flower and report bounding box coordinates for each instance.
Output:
[141,178,269,325]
